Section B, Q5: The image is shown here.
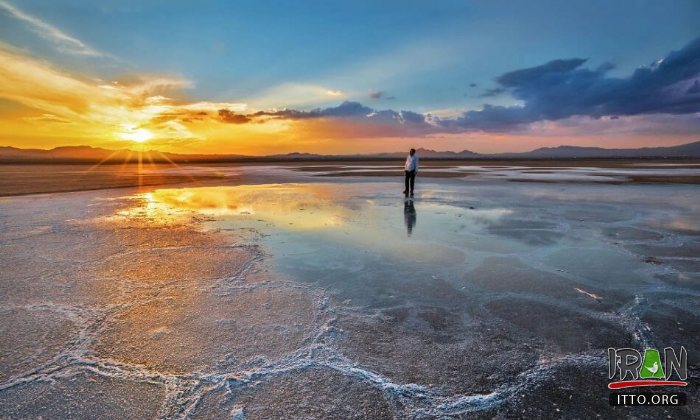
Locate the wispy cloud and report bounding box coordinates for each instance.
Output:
[369,90,395,100]
[245,83,345,109]
[0,0,104,56]
[0,45,226,142]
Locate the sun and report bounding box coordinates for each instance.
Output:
[119,128,153,143]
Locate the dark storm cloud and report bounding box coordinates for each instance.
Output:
[687,79,700,94]
[218,38,700,134]
[495,58,588,87]
[449,37,700,130]
[250,101,434,133]
[251,101,372,120]
[255,101,384,120]
[316,101,374,117]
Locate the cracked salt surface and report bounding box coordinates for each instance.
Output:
[1,167,699,418]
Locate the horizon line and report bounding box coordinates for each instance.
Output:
[2,139,699,158]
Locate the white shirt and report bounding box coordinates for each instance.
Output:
[405,154,419,172]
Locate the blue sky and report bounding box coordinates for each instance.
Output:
[0,0,699,153]
[3,0,697,109]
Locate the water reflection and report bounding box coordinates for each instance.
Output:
[118,184,347,229]
[403,200,417,236]
[102,180,700,353]
[118,183,473,267]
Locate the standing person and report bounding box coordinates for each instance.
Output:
[403,148,419,197]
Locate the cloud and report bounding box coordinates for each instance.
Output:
[0,0,104,57]
[478,87,506,98]
[218,109,251,124]
[314,101,373,118]
[0,45,245,142]
[245,83,345,109]
[23,113,73,124]
[369,90,396,101]
[316,40,459,99]
[252,101,373,120]
[687,79,700,94]
[449,37,700,131]
[2,33,699,150]
[234,37,700,135]
[253,101,432,127]
[369,91,395,100]
[495,58,588,87]
[0,46,109,118]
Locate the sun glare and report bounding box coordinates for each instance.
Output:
[119,128,153,143]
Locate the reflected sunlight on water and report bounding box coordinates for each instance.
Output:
[117,184,348,229]
[113,183,508,266]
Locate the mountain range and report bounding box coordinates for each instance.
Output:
[1,141,699,163]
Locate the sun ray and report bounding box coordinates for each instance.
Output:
[145,151,156,168]
[119,151,134,174]
[137,149,144,188]
[83,149,124,175]
[153,150,199,184]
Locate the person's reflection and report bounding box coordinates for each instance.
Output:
[403,200,417,236]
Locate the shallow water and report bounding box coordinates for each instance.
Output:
[295,163,700,183]
[1,165,699,418]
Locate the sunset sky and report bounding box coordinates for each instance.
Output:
[1,0,699,155]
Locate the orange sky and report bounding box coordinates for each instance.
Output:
[0,44,698,155]
[1,1,699,156]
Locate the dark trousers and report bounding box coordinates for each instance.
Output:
[404,170,416,194]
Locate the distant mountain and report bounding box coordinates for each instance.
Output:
[370,148,481,159]
[264,148,481,160]
[0,146,140,161]
[497,141,700,159]
[0,146,482,162]
[0,146,249,163]
[1,141,699,162]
